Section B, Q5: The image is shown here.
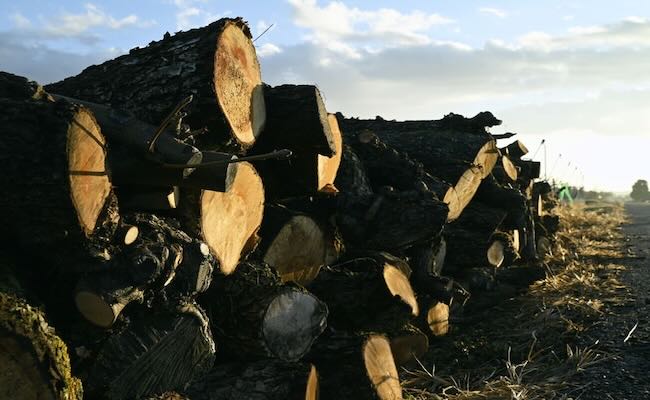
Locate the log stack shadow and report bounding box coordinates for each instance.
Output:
[0,17,563,400]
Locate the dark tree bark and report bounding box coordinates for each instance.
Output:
[184,360,319,400]
[201,262,328,361]
[85,302,216,400]
[46,18,265,151]
[501,140,529,160]
[306,330,402,400]
[389,324,429,367]
[307,259,418,333]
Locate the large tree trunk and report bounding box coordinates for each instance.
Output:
[338,112,500,216]
[179,161,265,275]
[46,18,265,151]
[202,262,328,361]
[342,129,461,221]
[307,259,418,332]
[0,84,119,271]
[184,361,319,400]
[84,302,216,400]
[307,330,403,400]
[0,291,83,400]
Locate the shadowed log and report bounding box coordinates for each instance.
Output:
[501,140,529,160]
[343,129,461,221]
[307,259,418,332]
[46,18,265,150]
[444,201,508,272]
[317,114,344,192]
[180,161,265,275]
[202,262,327,361]
[184,361,319,400]
[389,325,429,367]
[117,186,180,211]
[408,237,447,280]
[258,205,333,285]
[0,75,119,265]
[0,291,82,400]
[85,302,215,400]
[338,112,500,216]
[307,330,402,400]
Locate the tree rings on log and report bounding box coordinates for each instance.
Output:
[425,301,450,336]
[46,18,265,150]
[0,292,82,400]
[501,155,518,182]
[187,161,264,275]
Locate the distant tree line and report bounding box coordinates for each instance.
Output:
[631,179,650,201]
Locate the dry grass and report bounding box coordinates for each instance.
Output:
[402,202,630,400]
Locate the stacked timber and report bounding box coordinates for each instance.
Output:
[0,16,565,400]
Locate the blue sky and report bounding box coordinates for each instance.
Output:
[1,1,649,192]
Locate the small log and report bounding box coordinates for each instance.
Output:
[444,201,508,272]
[421,299,450,337]
[202,262,328,361]
[492,154,518,183]
[514,159,541,180]
[46,18,265,150]
[501,140,529,160]
[0,80,119,272]
[338,112,500,216]
[408,237,447,279]
[0,291,82,400]
[491,230,520,266]
[251,85,337,199]
[317,113,344,192]
[389,325,429,367]
[180,161,265,275]
[258,205,332,285]
[343,129,461,220]
[117,186,180,211]
[185,361,318,400]
[307,330,402,400]
[85,302,216,400]
[307,259,418,332]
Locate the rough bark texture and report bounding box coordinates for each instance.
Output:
[46,18,265,151]
[202,262,328,361]
[444,201,508,273]
[307,260,417,332]
[85,302,215,400]
[0,292,83,400]
[338,112,499,215]
[343,129,460,221]
[184,360,318,400]
[307,330,402,400]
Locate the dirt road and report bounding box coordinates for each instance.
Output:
[576,202,650,399]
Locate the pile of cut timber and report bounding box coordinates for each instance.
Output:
[0,17,562,400]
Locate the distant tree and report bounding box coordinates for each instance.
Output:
[631,179,650,201]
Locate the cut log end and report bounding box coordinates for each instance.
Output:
[512,229,521,253]
[306,365,319,400]
[501,155,518,182]
[476,140,499,179]
[443,187,462,221]
[383,264,419,316]
[214,22,265,147]
[263,215,326,285]
[427,302,450,336]
[317,114,343,192]
[487,240,506,268]
[75,291,124,328]
[124,225,139,245]
[262,289,328,362]
[363,335,403,400]
[68,107,111,236]
[201,161,264,274]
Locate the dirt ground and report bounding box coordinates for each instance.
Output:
[403,202,650,400]
[574,202,650,399]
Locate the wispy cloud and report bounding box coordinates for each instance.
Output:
[256,43,282,57]
[288,0,454,55]
[171,0,230,30]
[479,7,508,18]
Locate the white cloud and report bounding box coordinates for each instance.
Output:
[171,0,230,30]
[42,3,150,37]
[256,43,282,57]
[479,7,508,18]
[287,0,453,55]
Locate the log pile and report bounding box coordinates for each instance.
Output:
[0,17,564,400]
